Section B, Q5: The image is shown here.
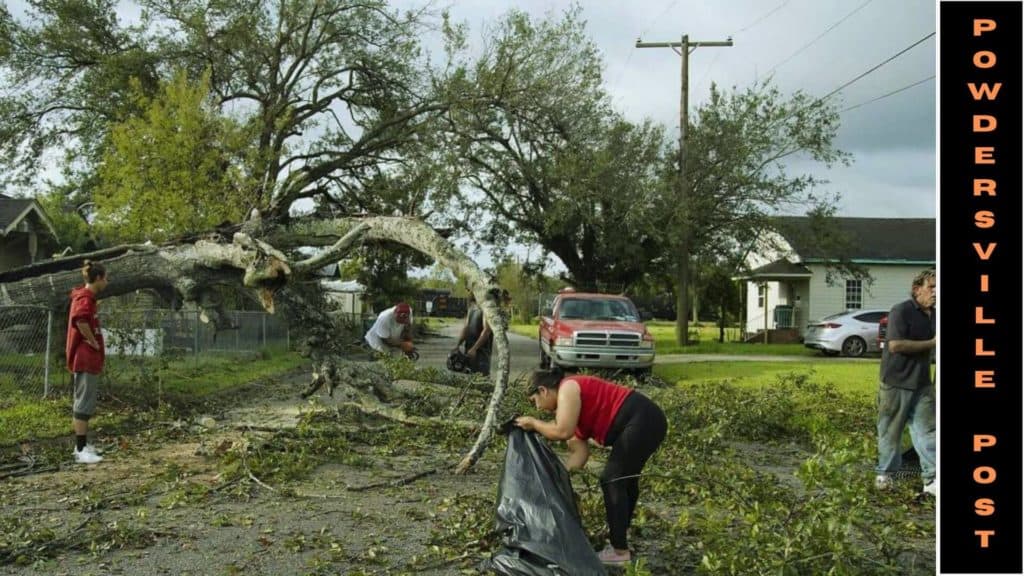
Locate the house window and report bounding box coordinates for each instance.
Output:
[757,284,767,308]
[845,280,862,310]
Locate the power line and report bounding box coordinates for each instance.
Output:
[730,0,791,36]
[821,31,934,101]
[610,0,681,105]
[840,75,935,112]
[766,0,875,76]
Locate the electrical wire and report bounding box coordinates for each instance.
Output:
[840,74,935,112]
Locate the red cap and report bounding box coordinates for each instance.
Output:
[394,303,411,323]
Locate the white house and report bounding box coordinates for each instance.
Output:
[320,279,367,319]
[738,217,935,338]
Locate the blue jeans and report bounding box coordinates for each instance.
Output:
[876,382,935,482]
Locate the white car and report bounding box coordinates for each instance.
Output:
[803,309,887,357]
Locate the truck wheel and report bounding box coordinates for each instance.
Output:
[539,347,551,369]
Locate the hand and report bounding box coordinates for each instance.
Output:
[466,349,477,359]
[515,416,537,431]
[88,341,100,350]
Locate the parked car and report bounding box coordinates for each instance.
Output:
[803,309,888,357]
[539,291,655,373]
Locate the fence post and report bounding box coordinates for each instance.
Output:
[193,309,199,368]
[262,313,267,348]
[43,309,53,398]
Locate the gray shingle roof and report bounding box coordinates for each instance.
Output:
[749,259,813,276]
[0,194,35,231]
[775,216,935,262]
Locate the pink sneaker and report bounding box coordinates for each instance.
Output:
[597,546,631,566]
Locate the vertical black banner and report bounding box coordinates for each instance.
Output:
[939,2,1022,573]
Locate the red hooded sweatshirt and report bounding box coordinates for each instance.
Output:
[66,286,105,374]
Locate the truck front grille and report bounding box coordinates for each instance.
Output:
[575,332,642,347]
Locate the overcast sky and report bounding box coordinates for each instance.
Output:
[5,0,937,274]
[421,0,937,219]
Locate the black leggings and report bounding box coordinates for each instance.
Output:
[600,392,668,550]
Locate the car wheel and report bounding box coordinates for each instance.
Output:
[540,346,551,369]
[842,336,867,358]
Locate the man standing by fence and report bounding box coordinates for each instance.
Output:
[66,261,108,465]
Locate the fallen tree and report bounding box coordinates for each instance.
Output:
[0,216,510,474]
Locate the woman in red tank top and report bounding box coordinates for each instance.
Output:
[515,367,667,566]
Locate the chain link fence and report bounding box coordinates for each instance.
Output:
[0,306,54,399]
[0,306,290,399]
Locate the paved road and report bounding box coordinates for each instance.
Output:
[415,325,877,374]
[416,324,541,376]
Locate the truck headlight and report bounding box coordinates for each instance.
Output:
[555,337,574,347]
[638,340,654,349]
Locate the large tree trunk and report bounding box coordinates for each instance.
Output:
[0,216,508,474]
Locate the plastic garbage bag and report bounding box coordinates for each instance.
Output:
[485,425,607,576]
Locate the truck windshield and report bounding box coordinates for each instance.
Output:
[558,298,640,322]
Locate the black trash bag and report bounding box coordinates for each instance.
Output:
[484,427,607,576]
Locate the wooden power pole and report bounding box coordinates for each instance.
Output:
[637,35,732,346]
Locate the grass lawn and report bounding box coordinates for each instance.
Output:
[0,348,307,446]
[509,321,824,357]
[655,360,881,400]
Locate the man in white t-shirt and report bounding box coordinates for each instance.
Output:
[364,302,414,356]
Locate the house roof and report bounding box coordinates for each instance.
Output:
[736,258,813,280]
[0,193,59,240]
[774,216,935,263]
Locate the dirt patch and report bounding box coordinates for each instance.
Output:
[1,366,935,575]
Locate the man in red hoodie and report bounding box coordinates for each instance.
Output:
[66,260,108,464]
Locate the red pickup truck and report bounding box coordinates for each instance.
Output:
[539,291,655,373]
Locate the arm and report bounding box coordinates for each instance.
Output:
[76,321,101,350]
[888,338,935,354]
[565,436,590,471]
[467,322,492,357]
[885,304,935,355]
[522,380,582,441]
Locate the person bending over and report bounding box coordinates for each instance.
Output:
[364,302,414,357]
[515,367,667,566]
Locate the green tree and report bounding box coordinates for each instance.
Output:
[442,7,668,289]
[660,81,850,345]
[417,263,457,292]
[93,70,253,242]
[1,0,440,221]
[35,187,94,253]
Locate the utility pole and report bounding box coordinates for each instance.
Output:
[637,35,732,346]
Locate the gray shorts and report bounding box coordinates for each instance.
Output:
[73,372,99,420]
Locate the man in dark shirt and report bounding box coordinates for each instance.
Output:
[875,269,936,496]
[453,293,493,375]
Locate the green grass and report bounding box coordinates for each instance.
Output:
[509,321,820,356]
[0,348,307,446]
[105,348,307,397]
[654,360,880,400]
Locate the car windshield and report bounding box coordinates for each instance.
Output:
[558,298,640,322]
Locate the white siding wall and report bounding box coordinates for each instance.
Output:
[806,264,931,323]
[744,281,795,334]
[746,265,931,335]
